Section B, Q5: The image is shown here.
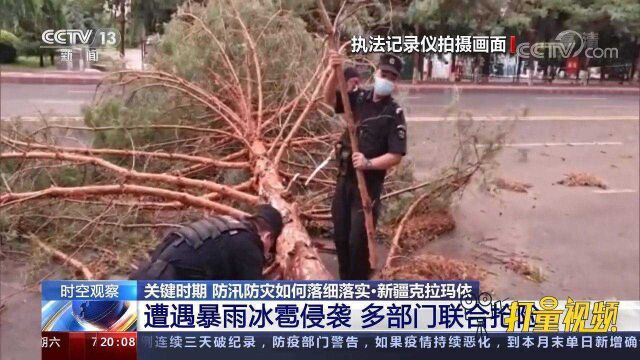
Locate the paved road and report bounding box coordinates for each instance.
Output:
[1,83,96,117]
[396,90,639,300]
[2,83,639,118]
[0,83,638,359]
[1,85,639,299]
[398,91,639,119]
[406,118,639,300]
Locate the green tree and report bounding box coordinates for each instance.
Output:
[406,0,504,81]
[131,0,183,35]
[63,0,111,30]
[0,0,66,66]
[575,0,640,81]
[501,0,578,84]
[0,29,19,63]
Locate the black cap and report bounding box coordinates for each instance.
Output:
[343,67,359,81]
[378,54,403,77]
[252,204,283,238]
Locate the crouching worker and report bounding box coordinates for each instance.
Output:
[130,204,283,280]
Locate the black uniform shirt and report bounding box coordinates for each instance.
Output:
[136,229,265,280]
[335,89,407,186]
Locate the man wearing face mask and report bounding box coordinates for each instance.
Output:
[323,53,407,280]
[130,204,283,280]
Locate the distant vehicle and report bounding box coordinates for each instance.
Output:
[491,63,504,76]
[607,64,632,82]
[588,64,632,82]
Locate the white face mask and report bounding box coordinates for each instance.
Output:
[373,75,394,96]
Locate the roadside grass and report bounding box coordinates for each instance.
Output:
[1,56,55,71]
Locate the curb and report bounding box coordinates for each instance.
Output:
[1,72,104,85]
[405,115,639,122]
[6,115,637,124]
[398,84,640,95]
[2,72,639,94]
[1,116,85,122]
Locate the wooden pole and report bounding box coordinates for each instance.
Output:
[316,0,377,272]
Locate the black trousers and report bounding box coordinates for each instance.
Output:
[331,176,382,280]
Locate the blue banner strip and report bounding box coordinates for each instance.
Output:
[136,280,480,301]
[42,280,138,301]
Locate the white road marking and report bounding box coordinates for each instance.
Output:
[403,96,428,100]
[475,141,623,148]
[1,116,84,122]
[406,115,639,122]
[67,90,95,94]
[591,104,635,108]
[28,99,85,105]
[593,189,637,194]
[504,141,623,147]
[534,96,608,101]
[407,104,449,107]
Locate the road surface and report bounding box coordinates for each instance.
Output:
[1,83,639,359]
[1,83,96,117]
[2,82,639,118]
[406,118,639,300]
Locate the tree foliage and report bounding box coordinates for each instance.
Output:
[1,0,337,279]
[1,0,509,282]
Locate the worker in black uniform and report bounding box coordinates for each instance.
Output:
[323,53,407,280]
[130,204,283,280]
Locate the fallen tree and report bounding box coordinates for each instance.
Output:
[1,0,339,280]
[0,0,502,281]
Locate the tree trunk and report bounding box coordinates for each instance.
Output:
[119,0,126,57]
[252,142,333,280]
[481,53,491,82]
[449,53,457,82]
[527,29,536,86]
[412,52,420,84]
[412,25,421,84]
[583,56,591,86]
[632,41,640,82]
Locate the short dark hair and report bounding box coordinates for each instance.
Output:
[251,204,283,239]
[253,217,278,253]
[344,67,359,81]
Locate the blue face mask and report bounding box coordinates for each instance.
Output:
[373,75,394,97]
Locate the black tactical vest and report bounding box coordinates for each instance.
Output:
[142,216,252,278]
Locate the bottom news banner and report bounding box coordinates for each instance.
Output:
[41,280,640,359]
